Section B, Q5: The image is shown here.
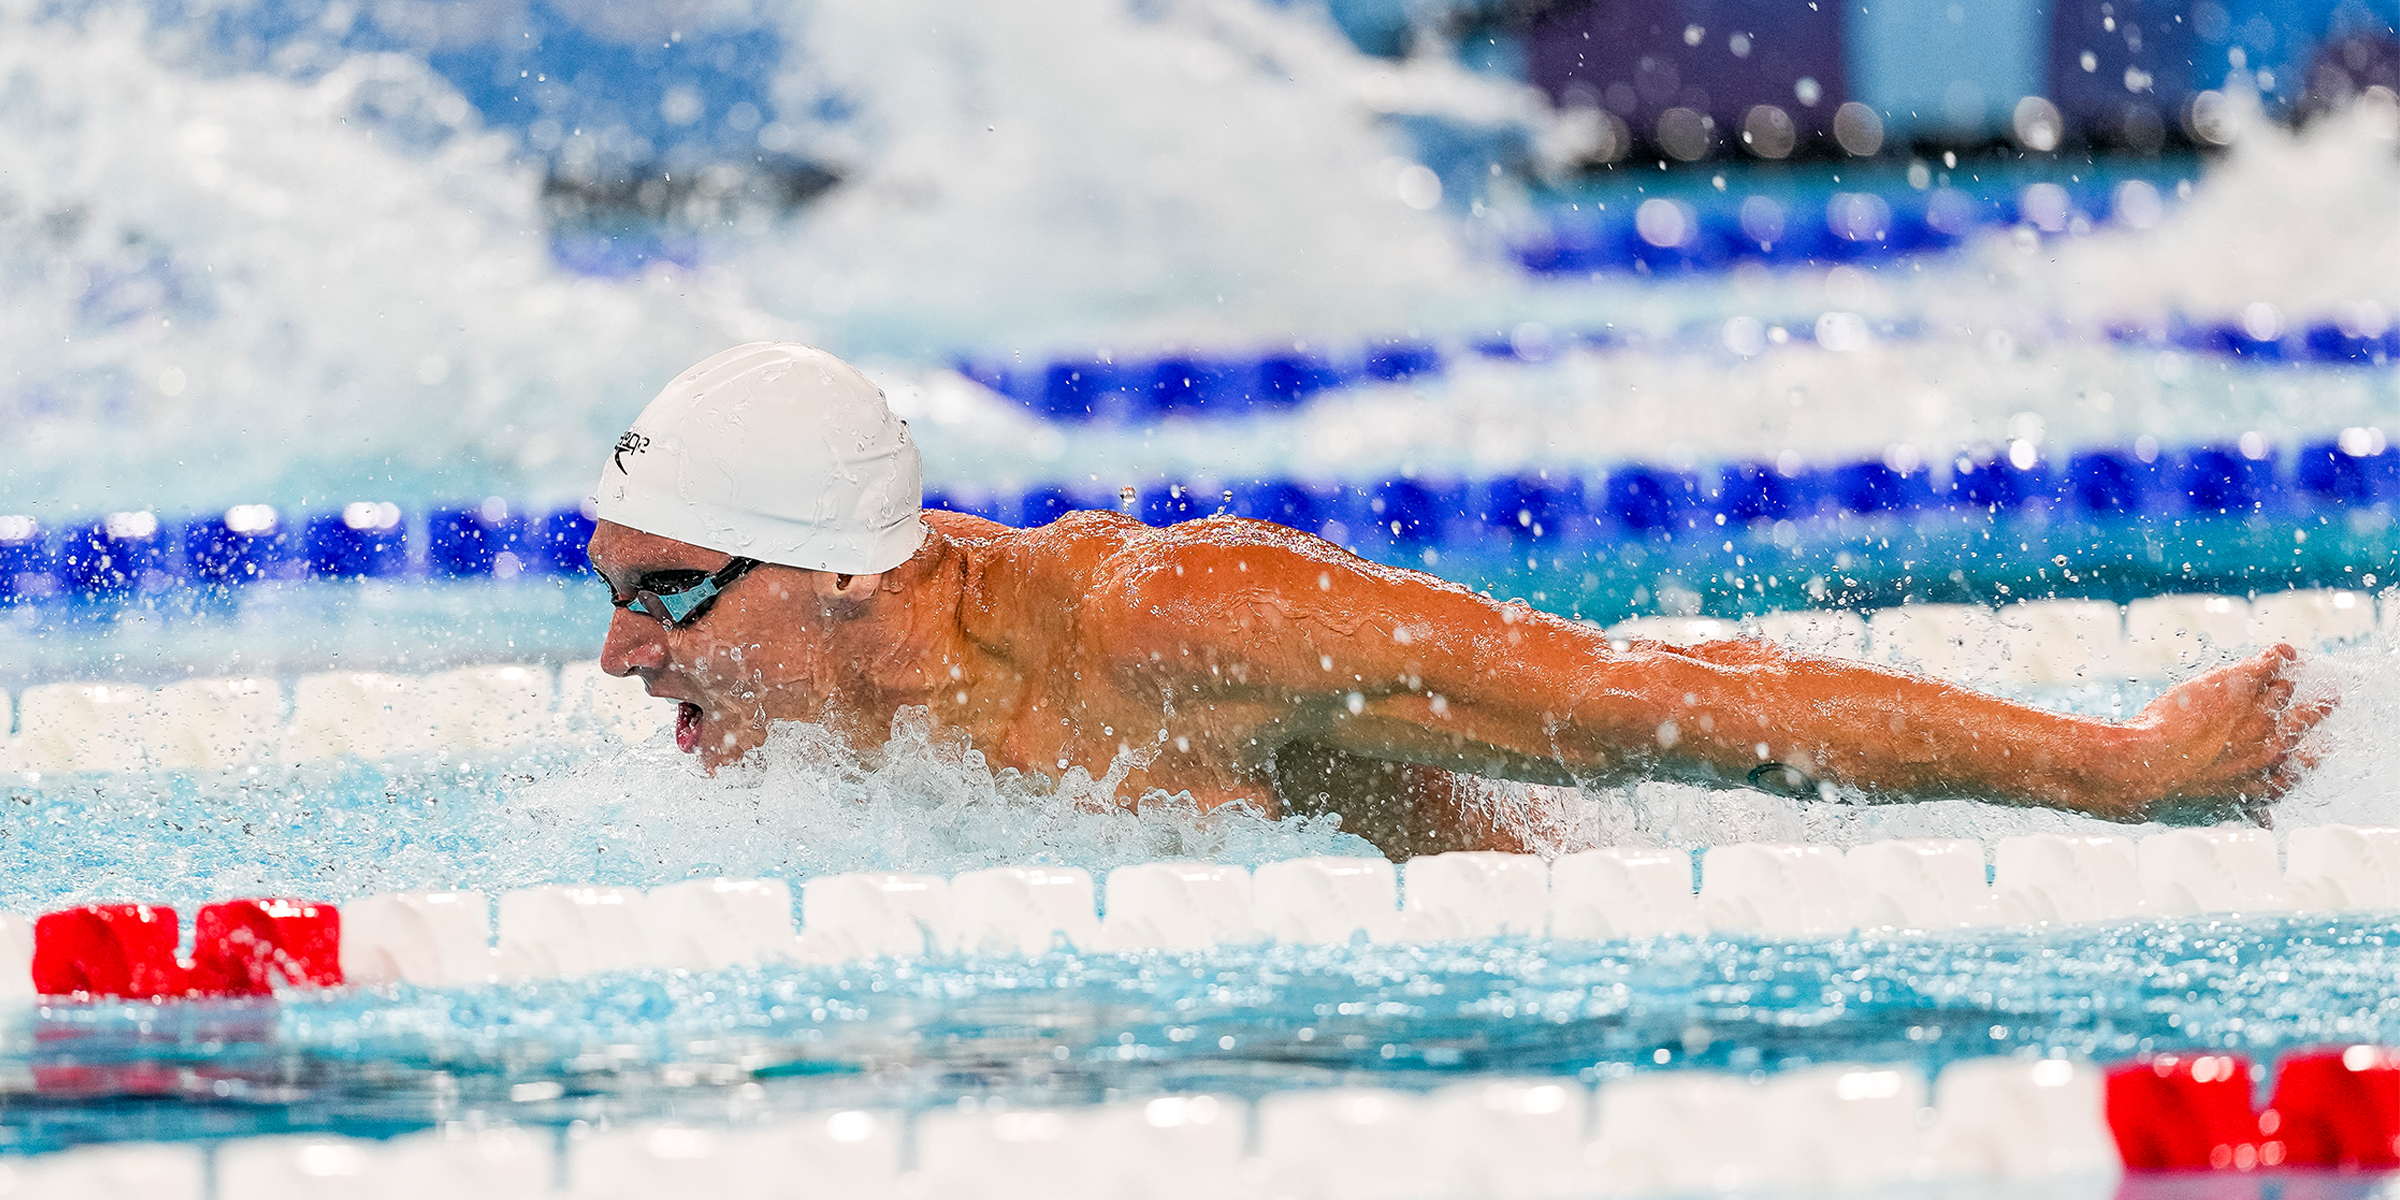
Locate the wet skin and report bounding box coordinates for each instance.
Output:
[593,510,2329,858]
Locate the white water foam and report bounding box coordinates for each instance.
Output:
[735,0,1543,360]
[477,706,1383,889]
[1604,92,2400,341]
[900,336,2400,497]
[0,705,1374,913]
[2257,636,2400,833]
[0,0,1553,517]
[0,13,776,517]
[2016,92,2400,330]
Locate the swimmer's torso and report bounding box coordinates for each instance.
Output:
[918,509,1548,855]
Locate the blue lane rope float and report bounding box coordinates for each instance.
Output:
[1510,174,2171,278]
[931,435,2392,538]
[5,431,2387,607]
[966,321,2399,426]
[0,502,596,602]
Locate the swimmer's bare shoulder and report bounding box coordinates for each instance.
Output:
[1070,514,1424,655]
[958,511,1355,657]
[1061,515,1553,734]
[936,508,1158,651]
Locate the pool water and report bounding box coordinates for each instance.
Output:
[0,612,2382,1165]
[10,0,2400,1190]
[14,906,2400,1153]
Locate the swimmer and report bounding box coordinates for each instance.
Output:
[589,344,2329,857]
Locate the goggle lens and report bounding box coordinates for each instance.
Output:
[612,558,760,629]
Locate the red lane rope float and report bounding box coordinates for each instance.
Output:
[190,899,343,992]
[2265,1046,2400,1170]
[29,899,342,999]
[2105,1053,2284,1171]
[30,904,185,998]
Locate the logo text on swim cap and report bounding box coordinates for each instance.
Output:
[613,431,651,473]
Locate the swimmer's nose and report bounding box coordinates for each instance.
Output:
[599,606,667,677]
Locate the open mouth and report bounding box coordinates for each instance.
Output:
[674,701,703,752]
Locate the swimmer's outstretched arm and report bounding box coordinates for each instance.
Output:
[1116,524,2324,823]
[1528,636,2311,822]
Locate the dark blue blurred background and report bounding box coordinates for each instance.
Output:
[166,0,2400,224]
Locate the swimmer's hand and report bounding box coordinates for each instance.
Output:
[2102,645,2330,827]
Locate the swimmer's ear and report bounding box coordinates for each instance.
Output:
[808,569,886,612]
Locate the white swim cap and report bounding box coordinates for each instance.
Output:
[595,342,927,574]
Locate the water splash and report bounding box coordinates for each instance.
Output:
[2027,91,2400,329]
[0,704,1377,914]
[0,13,773,517]
[0,0,1550,519]
[2257,630,2400,832]
[731,0,1536,359]
[504,706,1379,887]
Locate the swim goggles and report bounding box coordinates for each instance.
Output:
[611,556,762,628]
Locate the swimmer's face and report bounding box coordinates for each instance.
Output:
[590,520,859,770]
